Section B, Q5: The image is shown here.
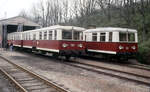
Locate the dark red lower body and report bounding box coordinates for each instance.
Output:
[86,42,138,57]
[8,40,85,57]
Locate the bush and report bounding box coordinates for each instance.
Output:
[137,39,150,64]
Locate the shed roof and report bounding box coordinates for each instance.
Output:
[0,16,40,27]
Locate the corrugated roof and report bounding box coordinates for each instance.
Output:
[0,16,40,27]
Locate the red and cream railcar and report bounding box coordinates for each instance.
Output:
[83,27,138,58]
[7,25,85,58]
[7,32,23,47]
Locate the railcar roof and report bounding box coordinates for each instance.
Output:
[8,32,22,34]
[85,27,137,33]
[23,25,85,33]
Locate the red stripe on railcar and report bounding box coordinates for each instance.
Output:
[21,40,85,51]
[86,42,117,52]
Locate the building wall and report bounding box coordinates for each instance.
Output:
[0,24,3,47]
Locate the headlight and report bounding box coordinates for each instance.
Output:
[119,45,124,50]
[78,44,83,48]
[62,43,68,48]
[131,46,136,50]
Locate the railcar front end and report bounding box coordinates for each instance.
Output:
[59,40,85,57]
[84,27,138,60]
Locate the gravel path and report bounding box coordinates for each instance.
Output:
[0,50,150,92]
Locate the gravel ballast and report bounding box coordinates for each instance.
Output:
[0,50,150,92]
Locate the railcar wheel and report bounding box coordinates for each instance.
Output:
[65,56,71,60]
[104,55,112,61]
[52,53,59,58]
[41,51,46,54]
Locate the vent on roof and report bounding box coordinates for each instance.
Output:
[87,25,96,29]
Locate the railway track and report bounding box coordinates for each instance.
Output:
[23,51,150,87]
[127,64,150,71]
[65,60,150,87]
[80,55,150,71]
[0,56,70,92]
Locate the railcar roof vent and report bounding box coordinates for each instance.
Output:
[87,25,96,29]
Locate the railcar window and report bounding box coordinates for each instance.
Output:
[18,35,19,40]
[109,32,112,42]
[119,33,127,41]
[100,33,106,42]
[29,33,30,40]
[33,34,36,40]
[39,32,42,40]
[27,34,29,40]
[22,34,24,40]
[62,30,72,40]
[49,31,52,40]
[128,33,135,41]
[74,31,80,40]
[15,35,17,40]
[14,35,15,40]
[16,34,19,40]
[26,34,28,40]
[92,33,97,41]
[44,31,47,40]
[54,30,57,40]
[13,35,15,40]
[80,32,83,40]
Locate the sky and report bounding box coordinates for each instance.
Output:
[0,0,39,19]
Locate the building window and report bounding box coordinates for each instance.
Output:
[109,32,112,42]
[44,31,47,40]
[100,33,106,42]
[39,32,42,40]
[49,31,52,40]
[92,33,97,41]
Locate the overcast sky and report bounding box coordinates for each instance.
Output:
[0,0,38,19]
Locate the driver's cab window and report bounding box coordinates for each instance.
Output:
[119,32,127,42]
[74,31,83,40]
[62,30,72,40]
[128,33,135,42]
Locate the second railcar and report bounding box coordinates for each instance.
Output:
[83,27,138,59]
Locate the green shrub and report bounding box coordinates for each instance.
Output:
[137,39,150,64]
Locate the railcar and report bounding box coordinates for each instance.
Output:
[83,27,138,60]
[7,25,86,59]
